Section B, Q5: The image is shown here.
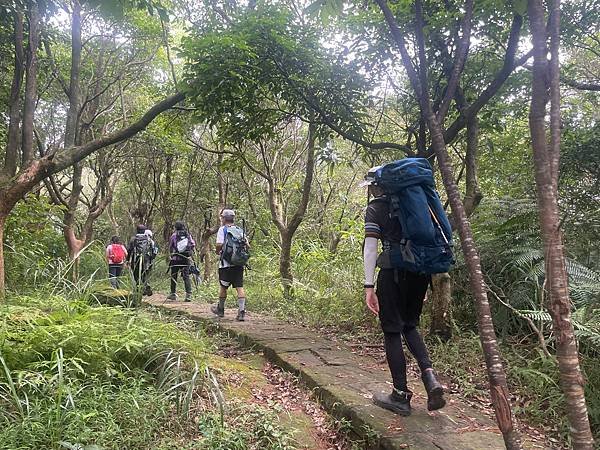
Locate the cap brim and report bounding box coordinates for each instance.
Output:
[359,179,375,187]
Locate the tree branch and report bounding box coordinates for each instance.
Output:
[50,92,185,173]
[437,0,474,121]
[561,78,600,91]
[443,15,528,145]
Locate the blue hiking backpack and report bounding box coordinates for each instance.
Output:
[373,158,454,274]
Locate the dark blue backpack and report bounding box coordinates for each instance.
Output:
[373,158,454,274]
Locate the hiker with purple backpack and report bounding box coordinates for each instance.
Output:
[362,159,454,416]
[167,221,195,302]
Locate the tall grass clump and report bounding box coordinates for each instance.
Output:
[0,294,307,450]
[0,294,207,449]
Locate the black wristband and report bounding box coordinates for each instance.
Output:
[364,284,375,289]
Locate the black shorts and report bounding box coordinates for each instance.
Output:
[218,266,244,288]
[376,269,430,333]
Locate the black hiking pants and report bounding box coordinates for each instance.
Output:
[170,261,192,294]
[376,269,433,392]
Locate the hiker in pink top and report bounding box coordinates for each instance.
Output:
[106,236,128,288]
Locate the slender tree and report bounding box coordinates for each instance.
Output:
[373,0,523,446]
[527,0,594,447]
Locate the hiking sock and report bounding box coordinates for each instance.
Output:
[218,297,226,311]
[238,297,246,312]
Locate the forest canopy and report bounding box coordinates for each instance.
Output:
[0,0,599,449]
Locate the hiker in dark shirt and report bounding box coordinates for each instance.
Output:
[127,224,155,296]
[167,221,195,302]
[362,167,446,416]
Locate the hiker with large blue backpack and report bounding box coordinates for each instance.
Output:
[362,158,454,417]
[211,208,250,321]
[167,221,196,302]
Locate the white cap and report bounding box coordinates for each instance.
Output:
[359,165,382,187]
[221,209,235,218]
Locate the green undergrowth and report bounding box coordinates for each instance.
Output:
[193,245,372,331]
[0,295,298,449]
[427,332,600,446]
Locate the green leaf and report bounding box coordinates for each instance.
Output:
[512,0,527,16]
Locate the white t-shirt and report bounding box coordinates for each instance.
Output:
[216,226,230,268]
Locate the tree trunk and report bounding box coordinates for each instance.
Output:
[429,272,453,341]
[374,0,522,445]
[280,124,316,297]
[279,230,293,298]
[528,1,594,447]
[0,214,6,300]
[431,113,521,448]
[4,11,25,179]
[21,1,40,165]
[328,232,341,254]
[200,233,214,282]
[64,0,81,149]
[63,163,84,261]
[463,116,483,217]
[161,154,174,248]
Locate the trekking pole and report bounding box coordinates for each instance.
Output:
[428,205,450,246]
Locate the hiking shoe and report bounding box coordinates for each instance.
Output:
[422,370,446,411]
[143,285,153,296]
[166,293,177,301]
[184,293,192,302]
[236,310,246,322]
[211,304,225,318]
[373,389,412,416]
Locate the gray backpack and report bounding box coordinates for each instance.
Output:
[221,225,250,266]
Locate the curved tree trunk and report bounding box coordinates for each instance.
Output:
[528,0,594,447]
[265,124,316,297]
[374,0,522,446]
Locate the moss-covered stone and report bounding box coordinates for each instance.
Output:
[91,288,138,307]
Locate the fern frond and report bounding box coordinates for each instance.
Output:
[520,310,552,322]
[565,260,600,284]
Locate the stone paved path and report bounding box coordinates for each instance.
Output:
[146,295,508,450]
